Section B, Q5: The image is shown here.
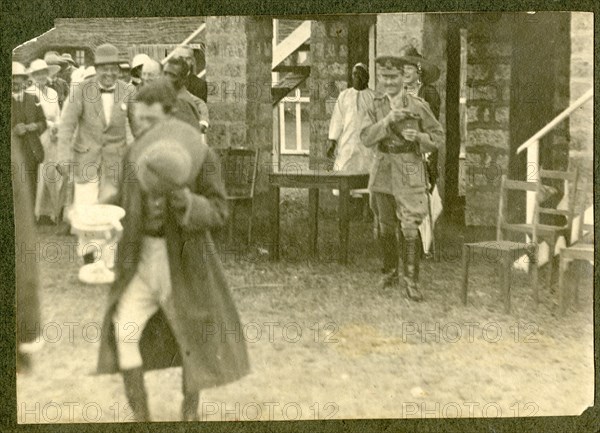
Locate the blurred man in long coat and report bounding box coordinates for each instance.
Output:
[13,130,42,373]
[97,79,249,421]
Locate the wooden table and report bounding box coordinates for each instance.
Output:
[268,170,369,264]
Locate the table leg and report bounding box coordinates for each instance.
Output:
[269,185,280,261]
[461,245,470,305]
[308,188,319,259]
[503,253,512,313]
[338,180,350,264]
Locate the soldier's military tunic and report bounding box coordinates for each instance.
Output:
[360,90,444,237]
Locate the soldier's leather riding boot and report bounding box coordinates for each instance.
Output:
[403,236,424,302]
[122,367,150,422]
[182,369,200,421]
[379,232,399,288]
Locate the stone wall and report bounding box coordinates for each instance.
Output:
[377,13,425,59]
[308,19,349,170]
[205,16,248,148]
[244,17,274,219]
[463,15,513,226]
[569,12,594,211]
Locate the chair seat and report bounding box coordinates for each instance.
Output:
[465,240,531,252]
[561,243,594,261]
[505,223,567,235]
[226,195,253,201]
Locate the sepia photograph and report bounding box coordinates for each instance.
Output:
[9,9,595,426]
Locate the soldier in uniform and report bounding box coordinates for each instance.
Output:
[361,54,444,301]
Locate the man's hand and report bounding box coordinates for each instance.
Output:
[385,109,411,125]
[169,187,191,210]
[326,139,337,159]
[25,123,39,132]
[400,128,418,142]
[14,123,28,136]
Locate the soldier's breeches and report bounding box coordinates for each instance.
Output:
[372,191,428,239]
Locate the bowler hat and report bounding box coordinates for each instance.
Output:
[94,44,120,66]
[28,59,61,76]
[12,62,28,76]
[61,53,78,66]
[397,46,440,84]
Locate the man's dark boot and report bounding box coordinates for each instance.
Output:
[182,370,200,421]
[182,391,200,421]
[83,252,95,265]
[403,236,424,302]
[122,367,150,422]
[379,233,399,288]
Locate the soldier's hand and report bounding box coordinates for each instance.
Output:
[14,123,28,136]
[385,109,408,124]
[326,139,337,159]
[401,128,418,142]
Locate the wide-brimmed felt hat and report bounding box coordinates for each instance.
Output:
[135,120,208,194]
[397,46,440,84]
[61,53,78,66]
[94,44,120,66]
[12,62,28,76]
[44,51,67,66]
[137,140,193,194]
[28,59,61,76]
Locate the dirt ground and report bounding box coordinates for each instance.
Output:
[16,190,594,423]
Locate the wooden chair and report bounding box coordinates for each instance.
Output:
[461,175,540,313]
[557,180,593,315]
[217,147,260,244]
[500,168,579,289]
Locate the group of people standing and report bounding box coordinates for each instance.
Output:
[13,40,444,422]
[13,43,248,422]
[327,46,444,302]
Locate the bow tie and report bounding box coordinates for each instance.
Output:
[100,88,115,94]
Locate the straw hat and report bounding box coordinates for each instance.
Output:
[131,53,151,69]
[83,66,96,79]
[28,59,61,76]
[12,62,28,76]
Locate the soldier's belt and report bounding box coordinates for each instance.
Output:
[378,142,417,154]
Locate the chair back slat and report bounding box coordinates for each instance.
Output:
[503,178,538,191]
[217,147,260,199]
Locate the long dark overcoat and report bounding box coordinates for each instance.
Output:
[96,118,250,392]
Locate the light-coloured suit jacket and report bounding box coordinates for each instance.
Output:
[57,77,135,198]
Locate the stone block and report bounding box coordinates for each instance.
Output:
[466,129,509,151]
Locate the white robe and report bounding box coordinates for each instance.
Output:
[328,87,375,173]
